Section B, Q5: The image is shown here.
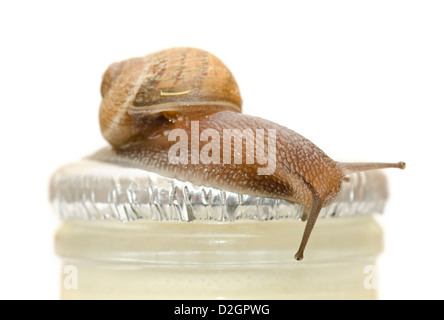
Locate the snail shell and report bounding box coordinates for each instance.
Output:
[100,47,242,148]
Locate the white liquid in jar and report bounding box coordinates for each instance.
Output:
[56,215,382,300]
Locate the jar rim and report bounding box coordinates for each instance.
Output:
[50,160,388,222]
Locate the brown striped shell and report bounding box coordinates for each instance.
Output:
[100,47,242,148]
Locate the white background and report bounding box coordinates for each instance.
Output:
[1,0,443,300]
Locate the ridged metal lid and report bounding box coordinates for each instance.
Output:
[50,160,388,222]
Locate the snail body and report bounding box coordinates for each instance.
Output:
[94,47,405,261]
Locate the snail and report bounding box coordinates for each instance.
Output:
[93,47,405,261]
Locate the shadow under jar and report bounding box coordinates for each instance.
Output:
[51,160,385,300]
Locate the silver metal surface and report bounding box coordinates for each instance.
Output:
[50,160,388,222]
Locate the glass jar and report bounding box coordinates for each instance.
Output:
[51,161,386,300]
